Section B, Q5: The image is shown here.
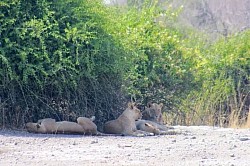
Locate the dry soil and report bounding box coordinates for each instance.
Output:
[0,126,250,166]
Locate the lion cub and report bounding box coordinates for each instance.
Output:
[103,102,153,136]
[135,121,161,135]
[136,103,175,135]
[142,103,164,124]
[26,118,85,134]
[77,116,98,135]
[136,120,176,135]
[26,117,98,135]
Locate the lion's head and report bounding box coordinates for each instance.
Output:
[123,102,142,121]
[142,103,164,124]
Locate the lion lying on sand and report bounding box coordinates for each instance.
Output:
[136,103,175,135]
[142,103,164,124]
[26,102,177,136]
[135,121,161,135]
[136,120,176,135]
[77,116,97,135]
[26,116,98,135]
[103,102,154,136]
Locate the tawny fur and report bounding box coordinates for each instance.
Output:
[142,103,164,124]
[103,102,153,136]
[77,116,98,135]
[136,119,175,135]
[26,117,98,135]
[26,118,57,134]
[138,103,175,135]
[136,121,161,135]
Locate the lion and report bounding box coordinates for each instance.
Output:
[26,118,57,134]
[135,121,160,135]
[142,103,164,124]
[136,119,176,135]
[26,117,98,135]
[103,102,153,136]
[137,103,176,135]
[77,116,98,135]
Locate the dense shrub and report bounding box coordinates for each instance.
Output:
[106,1,196,111]
[180,31,250,126]
[0,0,249,129]
[0,0,126,129]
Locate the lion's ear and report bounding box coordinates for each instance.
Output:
[159,103,163,108]
[147,102,153,108]
[90,116,95,121]
[127,102,134,109]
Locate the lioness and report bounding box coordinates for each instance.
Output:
[138,103,176,135]
[77,116,98,135]
[142,103,164,124]
[136,119,175,135]
[135,121,160,135]
[26,117,96,135]
[103,102,153,136]
[26,118,57,134]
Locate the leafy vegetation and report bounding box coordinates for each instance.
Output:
[181,31,250,127]
[0,0,249,129]
[0,0,126,128]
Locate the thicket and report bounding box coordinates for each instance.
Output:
[0,0,126,129]
[179,31,250,127]
[0,0,249,129]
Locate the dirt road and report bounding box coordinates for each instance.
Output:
[0,126,249,166]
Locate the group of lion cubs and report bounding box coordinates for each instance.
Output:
[26,102,176,136]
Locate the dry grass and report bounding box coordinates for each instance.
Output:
[228,110,240,128]
[163,108,250,129]
[228,107,250,129]
[242,108,250,128]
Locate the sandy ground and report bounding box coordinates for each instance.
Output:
[0,126,250,166]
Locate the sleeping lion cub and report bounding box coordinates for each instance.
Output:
[26,116,98,135]
[77,116,97,135]
[26,118,85,134]
[103,102,153,136]
[136,120,176,135]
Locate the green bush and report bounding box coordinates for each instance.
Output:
[107,0,196,111]
[0,0,127,129]
[181,30,250,126]
[1,0,248,129]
